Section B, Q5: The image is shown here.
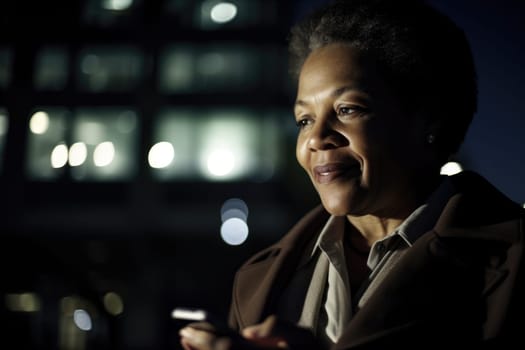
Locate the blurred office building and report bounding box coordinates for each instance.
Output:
[0,1,317,349]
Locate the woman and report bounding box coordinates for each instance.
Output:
[180,0,525,349]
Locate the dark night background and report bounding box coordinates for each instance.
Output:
[0,0,523,349]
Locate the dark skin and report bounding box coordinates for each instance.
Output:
[179,43,443,350]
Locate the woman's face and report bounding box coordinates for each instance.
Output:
[295,44,432,218]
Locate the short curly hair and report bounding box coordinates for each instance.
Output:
[288,0,477,163]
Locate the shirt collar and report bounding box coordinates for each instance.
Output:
[397,176,455,245]
[367,175,456,269]
[310,215,346,258]
[309,175,457,269]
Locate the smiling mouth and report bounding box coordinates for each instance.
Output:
[313,163,361,184]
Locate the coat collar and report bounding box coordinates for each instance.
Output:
[433,171,523,236]
[230,205,329,329]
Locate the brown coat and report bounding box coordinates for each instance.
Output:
[228,171,525,349]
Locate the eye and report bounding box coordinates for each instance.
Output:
[336,105,367,118]
[295,116,313,129]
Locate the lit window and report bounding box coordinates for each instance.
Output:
[26,107,139,181]
[83,0,138,27]
[159,44,260,93]
[151,108,282,182]
[102,0,134,11]
[5,292,41,312]
[150,109,196,180]
[34,46,69,90]
[77,46,143,92]
[198,112,257,180]
[71,108,139,181]
[26,108,69,180]
[0,108,8,172]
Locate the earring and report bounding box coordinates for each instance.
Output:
[427,133,435,144]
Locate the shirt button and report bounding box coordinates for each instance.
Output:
[376,243,386,254]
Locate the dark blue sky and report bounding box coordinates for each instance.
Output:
[293,0,525,205]
[428,0,525,205]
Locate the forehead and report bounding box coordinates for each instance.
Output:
[297,44,383,97]
[301,44,362,73]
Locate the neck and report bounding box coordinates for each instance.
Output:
[346,215,404,247]
[346,173,444,246]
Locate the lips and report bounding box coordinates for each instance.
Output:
[313,162,361,184]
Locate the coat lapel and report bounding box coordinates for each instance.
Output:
[335,228,501,348]
[230,206,329,329]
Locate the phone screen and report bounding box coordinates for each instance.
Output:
[172,307,237,337]
[172,308,208,321]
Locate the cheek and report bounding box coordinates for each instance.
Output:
[295,136,309,170]
[354,122,394,154]
[345,130,372,160]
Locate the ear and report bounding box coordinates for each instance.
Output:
[408,109,441,143]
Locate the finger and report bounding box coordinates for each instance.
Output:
[242,315,278,339]
[180,326,217,350]
[212,337,232,350]
[241,316,288,349]
[187,321,218,332]
[181,337,198,350]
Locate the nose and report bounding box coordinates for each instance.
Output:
[307,119,346,151]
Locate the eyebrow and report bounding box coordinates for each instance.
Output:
[294,86,361,108]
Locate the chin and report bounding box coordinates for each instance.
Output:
[320,198,351,216]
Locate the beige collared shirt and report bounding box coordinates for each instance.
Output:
[297,216,350,342]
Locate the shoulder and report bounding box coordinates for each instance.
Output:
[431,171,525,272]
[436,170,524,240]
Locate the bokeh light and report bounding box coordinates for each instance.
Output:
[220,198,249,245]
[220,218,249,245]
[93,141,115,167]
[69,142,88,167]
[73,309,92,331]
[51,143,68,168]
[210,2,237,23]
[29,111,50,134]
[148,141,175,169]
[103,292,124,316]
[440,161,463,176]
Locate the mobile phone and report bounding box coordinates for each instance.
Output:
[172,307,237,337]
[172,307,209,322]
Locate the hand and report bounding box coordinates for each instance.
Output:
[240,315,320,350]
[238,315,288,349]
[179,317,287,350]
[179,315,320,350]
[179,321,223,350]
